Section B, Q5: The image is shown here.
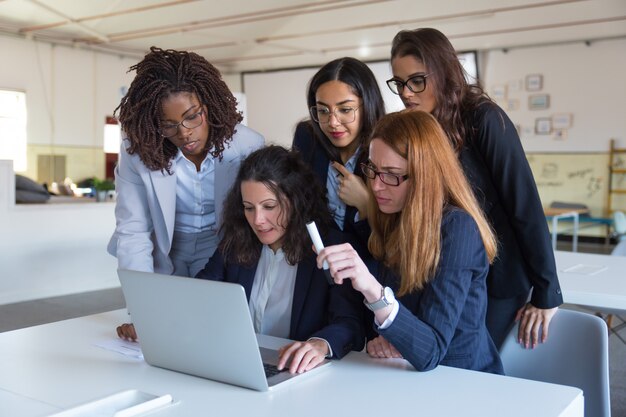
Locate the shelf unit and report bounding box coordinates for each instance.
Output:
[607,138,626,215]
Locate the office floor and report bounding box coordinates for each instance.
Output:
[0,241,623,416]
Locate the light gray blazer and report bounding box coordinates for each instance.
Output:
[107,124,264,274]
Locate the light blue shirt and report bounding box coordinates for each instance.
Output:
[326,150,360,230]
[174,151,216,233]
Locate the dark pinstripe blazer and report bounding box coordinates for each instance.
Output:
[373,207,503,374]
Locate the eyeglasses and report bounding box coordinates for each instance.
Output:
[360,163,409,186]
[159,109,205,138]
[386,73,432,95]
[310,105,360,125]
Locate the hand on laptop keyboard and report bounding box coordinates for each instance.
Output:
[263,363,286,378]
[277,339,330,374]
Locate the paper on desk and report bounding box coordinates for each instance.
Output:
[94,339,144,359]
[561,263,608,275]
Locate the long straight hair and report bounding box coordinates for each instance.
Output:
[368,110,497,295]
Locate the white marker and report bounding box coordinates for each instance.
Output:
[306,221,333,285]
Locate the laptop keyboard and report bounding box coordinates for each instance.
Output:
[263,363,286,378]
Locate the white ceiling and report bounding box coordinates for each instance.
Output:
[0,0,624,74]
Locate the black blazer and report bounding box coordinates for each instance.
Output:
[195,234,365,359]
[460,103,562,308]
[292,121,371,252]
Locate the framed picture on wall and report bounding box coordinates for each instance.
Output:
[553,129,568,140]
[507,99,520,111]
[525,74,543,91]
[535,118,552,135]
[552,113,573,129]
[491,85,507,101]
[529,94,550,110]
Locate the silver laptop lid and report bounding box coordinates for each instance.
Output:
[118,269,269,391]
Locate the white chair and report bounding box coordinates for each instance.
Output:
[499,309,611,417]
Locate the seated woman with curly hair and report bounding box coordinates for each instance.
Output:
[196,145,365,374]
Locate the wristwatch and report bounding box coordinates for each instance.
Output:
[364,286,395,311]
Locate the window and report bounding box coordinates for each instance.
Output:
[0,90,27,172]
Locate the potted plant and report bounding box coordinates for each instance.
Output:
[93,177,115,202]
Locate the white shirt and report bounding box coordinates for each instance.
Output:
[376,302,400,329]
[248,245,298,338]
[174,151,216,233]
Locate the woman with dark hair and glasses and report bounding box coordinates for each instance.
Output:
[194,145,365,373]
[107,47,264,278]
[317,110,503,374]
[292,57,385,252]
[387,28,562,350]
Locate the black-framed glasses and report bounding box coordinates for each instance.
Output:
[360,163,409,186]
[386,73,432,95]
[159,109,205,138]
[310,105,360,125]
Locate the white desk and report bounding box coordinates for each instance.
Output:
[0,310,583,417]
[555,250,626,313]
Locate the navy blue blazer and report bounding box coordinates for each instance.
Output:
[292,121,371,252]
[195,240,365,359]
[372,207,503,374]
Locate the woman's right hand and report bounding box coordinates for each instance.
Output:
[318,243,395,325]
[332,162,370,219]
[317,243,377,292]
[116,322,138,341]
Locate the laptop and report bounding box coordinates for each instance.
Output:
[117,269,330,391]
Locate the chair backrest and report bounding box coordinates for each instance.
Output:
[499,309,610,417]
[614,210,626,239]
[612,240,626,256]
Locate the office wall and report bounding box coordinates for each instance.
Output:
[483,38,626,218]
[483,38,625,153]
[0,37,137,181]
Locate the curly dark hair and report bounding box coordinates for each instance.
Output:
[306,57,386,170]
[114,46,242,172]
[391,28,493,151]
[219,145,333,266]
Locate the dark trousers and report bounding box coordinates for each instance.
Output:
[486,293,529,349]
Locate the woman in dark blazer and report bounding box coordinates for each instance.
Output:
[318,110,503,374]
[196,146,364,374]
[292,57,385,251]
[387,28,562,349]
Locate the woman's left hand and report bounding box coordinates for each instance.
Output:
[366,336,403,359]
[515,304,558,348]
[277,339,329,374]
[332,162,370,219]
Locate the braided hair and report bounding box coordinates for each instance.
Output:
[114,46,242,172]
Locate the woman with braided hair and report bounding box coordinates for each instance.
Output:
[107,46,264,278]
